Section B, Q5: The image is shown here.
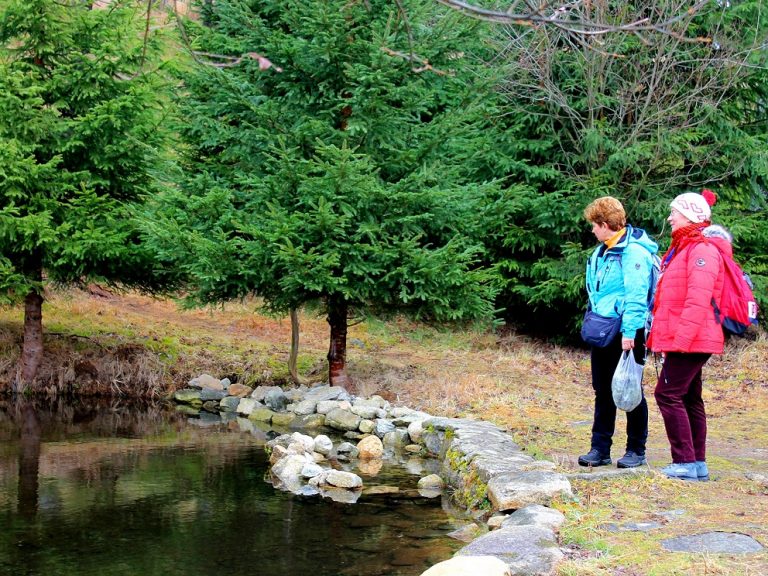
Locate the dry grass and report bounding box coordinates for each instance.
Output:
[1,288,767,574]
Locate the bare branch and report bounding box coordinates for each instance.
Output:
[436,0,713,38]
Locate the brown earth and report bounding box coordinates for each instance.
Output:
[1,288,767,575]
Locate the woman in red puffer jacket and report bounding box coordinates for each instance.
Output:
[647,189,724,482]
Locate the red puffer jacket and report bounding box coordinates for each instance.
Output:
[648,240,725,353]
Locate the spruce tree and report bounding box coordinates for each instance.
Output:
[145,0,502,389]
[0,0,175,387]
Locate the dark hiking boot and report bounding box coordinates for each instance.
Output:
[617,450,647,468]
[578,448,611,467]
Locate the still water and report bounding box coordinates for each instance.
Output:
[0,401,466,576]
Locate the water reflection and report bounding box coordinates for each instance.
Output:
[0,399,465,576]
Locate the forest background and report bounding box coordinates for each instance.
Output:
[2,2,768,574]
[1,0,767,388]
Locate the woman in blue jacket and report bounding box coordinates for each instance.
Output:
[579,197,659,468]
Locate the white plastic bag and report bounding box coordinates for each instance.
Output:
[611,351,644,412]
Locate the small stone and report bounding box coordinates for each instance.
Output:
[228,383,253,398]
[374,419,396,438]
[219,396,240,412]
[195,374,223,390]
[336,442,359,458]
[421,556,511,576]
[407,420,425,443]
[359,419,376,434]
[301,463,325,479]
[313,435,334,455]
[447,523,483,542]
[272,412,297,426]
[324,470,363,489]
[501,504,566,532]
[269,444,288,464]
[316,400,341,414]
[357,435,384,460]
[236,397,258,415]
[174,389,202,404]
[293,399,319,415]
[248,408,275,423]
[487,515,507,530]
[290,414,326,429]
[418,474,444,490]
[363,485,400,496]
[199,388,227,402]
[264,389,289,412]
[325,408,362,431]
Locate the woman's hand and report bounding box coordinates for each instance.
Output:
[621,337,635,350]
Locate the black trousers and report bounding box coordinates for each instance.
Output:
[589,329,648,456]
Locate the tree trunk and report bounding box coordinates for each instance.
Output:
[288,308,310,386]
[326,296,352,391]
[18,289,44,390]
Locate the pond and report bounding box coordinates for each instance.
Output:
[0,400,467,576]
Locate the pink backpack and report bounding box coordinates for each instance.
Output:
[712,247,758,335]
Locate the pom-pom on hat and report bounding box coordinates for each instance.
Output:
[670,189,716,223]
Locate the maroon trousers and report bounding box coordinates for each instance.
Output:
[654,352,711,463]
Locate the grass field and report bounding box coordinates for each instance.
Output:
[1,288,767,575]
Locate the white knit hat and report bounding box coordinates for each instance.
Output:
[670,191,715,223]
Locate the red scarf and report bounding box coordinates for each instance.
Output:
[660,222,710,270]
[652,222,710,319]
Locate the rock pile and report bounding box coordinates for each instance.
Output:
[174,375,574,575]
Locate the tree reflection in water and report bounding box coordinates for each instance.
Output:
[0,399,463,576]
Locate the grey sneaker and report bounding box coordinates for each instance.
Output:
[617,450,647,468]
[578,448,611,467]
[696,460,709,481]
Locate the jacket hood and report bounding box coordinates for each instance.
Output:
[702,225,733,258]
[610,225,659,257]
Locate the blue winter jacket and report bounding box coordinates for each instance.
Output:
[585,225,659,339]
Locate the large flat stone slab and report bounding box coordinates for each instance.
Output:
[456,525,563,575]
[662,532,764,554]
[488,471,572,512]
